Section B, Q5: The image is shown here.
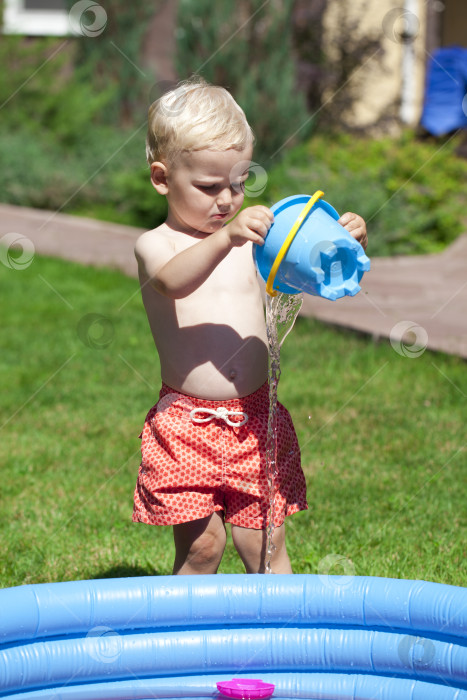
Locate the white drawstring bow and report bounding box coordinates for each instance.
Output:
[190,406,249,427]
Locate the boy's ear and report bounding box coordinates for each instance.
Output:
[150,162,169,195]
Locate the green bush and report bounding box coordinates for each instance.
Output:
[0,125,128,207]
[107,168,167,229]
[0,37,115,144]
[244,130,467,256]
[2,125,467,251]
[0,33,163,229]
[0,120,165,228]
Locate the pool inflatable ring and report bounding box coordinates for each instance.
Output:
[0,574,466,699]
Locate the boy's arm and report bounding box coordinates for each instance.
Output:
[136,206,273,299]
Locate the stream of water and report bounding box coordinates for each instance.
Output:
[264,291,304,573]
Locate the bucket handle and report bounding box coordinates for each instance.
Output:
[265,190,324,297]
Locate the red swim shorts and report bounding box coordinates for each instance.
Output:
[132,382,308,530]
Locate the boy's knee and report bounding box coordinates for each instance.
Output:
[188,526,226,566]
[232,523,292,574]
[173,514,227,574]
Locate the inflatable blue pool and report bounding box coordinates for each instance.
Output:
[0,574,466,699]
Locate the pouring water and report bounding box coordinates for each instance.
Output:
[264,291,303,573]
[257,191,369,573]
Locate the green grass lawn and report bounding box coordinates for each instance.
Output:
[0,254,465,588]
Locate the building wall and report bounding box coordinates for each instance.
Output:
[322,0,428,129]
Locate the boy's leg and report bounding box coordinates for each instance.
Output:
[172,512,226,575]
[231,523,292,574]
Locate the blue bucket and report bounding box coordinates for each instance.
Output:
[254,193,370,300]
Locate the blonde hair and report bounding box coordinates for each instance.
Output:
[146,76,254,166]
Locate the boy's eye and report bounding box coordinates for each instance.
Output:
[196,180,246,193]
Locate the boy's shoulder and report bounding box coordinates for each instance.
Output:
[134,222,178,271]
[137,221,173,243]
[135,223,175,254]
[135,222,205,257]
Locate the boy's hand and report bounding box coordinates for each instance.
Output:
[338,212,368,250]
[224,206,274,247]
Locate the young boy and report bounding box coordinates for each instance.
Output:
[132,77,367,575]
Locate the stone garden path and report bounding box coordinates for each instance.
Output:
[1,203,466,358]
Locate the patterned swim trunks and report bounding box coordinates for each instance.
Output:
[132,382,308,530]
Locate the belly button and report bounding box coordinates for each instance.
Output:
[229,369,237,381]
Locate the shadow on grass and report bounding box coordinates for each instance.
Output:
[92,564,164,579]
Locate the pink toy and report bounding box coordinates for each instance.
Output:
[217,679,275,700]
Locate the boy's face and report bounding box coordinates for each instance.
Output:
[154,147,253,235]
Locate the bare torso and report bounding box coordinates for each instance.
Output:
[138,226,268,400]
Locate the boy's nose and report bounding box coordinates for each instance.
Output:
[217,188,232,208]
